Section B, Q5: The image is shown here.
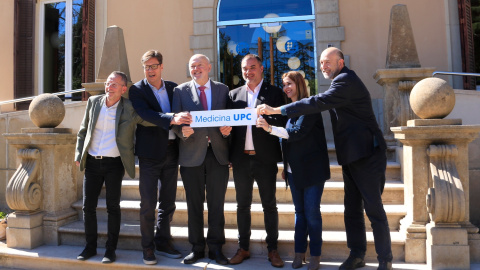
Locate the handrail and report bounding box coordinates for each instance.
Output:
[432,71,480,77]
[0,88,86,106]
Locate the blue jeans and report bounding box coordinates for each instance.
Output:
[287,172,325,256]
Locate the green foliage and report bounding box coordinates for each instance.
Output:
[0,212,7,220]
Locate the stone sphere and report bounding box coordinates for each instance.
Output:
[409,77,455,119]
[29,94,65,128]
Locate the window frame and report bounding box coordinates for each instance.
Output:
[38,0,73,94]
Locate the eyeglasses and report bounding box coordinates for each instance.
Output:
[104,82,125,88]
[143,64,160,71]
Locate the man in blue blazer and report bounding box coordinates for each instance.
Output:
[258,47,393,270]
[129,50,191,265]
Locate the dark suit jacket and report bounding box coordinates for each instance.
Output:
[129,79,178,160]
[284,66,386,165]
[228,81,286,164]
[281,113,330,189]
[75,95,151,179]
[172,80,230,167]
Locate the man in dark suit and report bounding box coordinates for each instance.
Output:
[129,50,191,265]
[227,54,286,268]
[172,54,231,265]
[258,47,393,270]
[75,71,152,264]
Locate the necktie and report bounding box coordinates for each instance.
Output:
[199,86,208,110]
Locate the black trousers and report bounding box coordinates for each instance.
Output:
[139,142,179,250]
[342,147,393,262]
[232,154,279,252]
[180,147,229,253]
[83,156,124,251]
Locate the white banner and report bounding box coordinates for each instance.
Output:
[190,108,257,127]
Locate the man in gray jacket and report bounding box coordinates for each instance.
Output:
[172,54,231,265]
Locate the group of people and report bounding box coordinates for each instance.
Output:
[74,47,393,270]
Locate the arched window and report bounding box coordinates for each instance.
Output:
[217,0,317,94]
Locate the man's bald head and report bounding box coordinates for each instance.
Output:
[320,47,345,80]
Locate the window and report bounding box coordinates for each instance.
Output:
[39,0,83,97]
[217,0,317,94]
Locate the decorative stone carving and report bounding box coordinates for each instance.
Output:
[6,149,42,212]
[28,94,65,128]
[426,145,465,223]
[410,78,455,119]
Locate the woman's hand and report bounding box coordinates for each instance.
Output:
[256,117,270,132]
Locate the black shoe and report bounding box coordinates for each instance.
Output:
[378,261,393,270]
[155,241,182,259]
[102,249,116,264]
[183,251,204,264]
[339,255,366,270]
[77,247,96,261]
[143,248,157,265]
[208,250,229,265]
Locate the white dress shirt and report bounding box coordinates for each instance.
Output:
[148,79,176,140]
[269,119,291,173]
[244,79,263,151]
[88,101,121,157]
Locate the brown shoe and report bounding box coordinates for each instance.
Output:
[229,248,250,265]
[268,250,284,268]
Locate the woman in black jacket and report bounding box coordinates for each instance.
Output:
[257,71,330,270]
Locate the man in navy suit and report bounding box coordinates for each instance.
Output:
[258,47,393,270]
[227,54,286,268]
[129,50,191,265]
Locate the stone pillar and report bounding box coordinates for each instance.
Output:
[374,4,438,145]
[83,25,131,96]
[391,119,480,263]
[425,145,469,269]
[4,130,78,247]
[4,94,78,248]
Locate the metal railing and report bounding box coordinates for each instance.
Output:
[432,71,480,78]
[0,89,85,106]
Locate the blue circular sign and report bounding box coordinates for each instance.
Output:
[284,40,299,54]
[236,42,250,55]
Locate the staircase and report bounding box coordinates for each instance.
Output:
[0,146,409,269]
[58,146,406,262]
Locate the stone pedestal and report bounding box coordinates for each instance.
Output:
[426,224,469,270]
[374,67,436,145]
[6,211,44,249]
[4,129,79,247]
[391,119,480,263]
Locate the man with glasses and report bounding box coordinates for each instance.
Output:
[129,50,191,265]
[75,71,153,264]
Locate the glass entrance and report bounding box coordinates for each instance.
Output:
[217,0,316,94]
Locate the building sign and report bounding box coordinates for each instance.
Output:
[190,109,257,127]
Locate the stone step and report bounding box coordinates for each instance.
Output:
[122,162,402,183]
[71,200,405,231]
[58,221,406,262]
[110,180,404,205]
[0,242,438,270]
